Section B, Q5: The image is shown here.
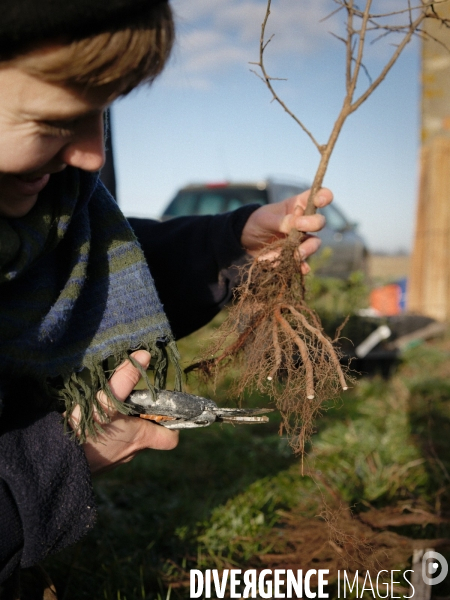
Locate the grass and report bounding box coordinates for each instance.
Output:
[190,376,433,566]
[45,317,295,599]
[43,275,450,599]
[46,413,296,598]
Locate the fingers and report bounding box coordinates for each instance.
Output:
[107,350,151,402]
[102,350,179,453]
[78,350,180,474]
[136,419,180,451]
[294,187,333,211]
[280,212,325,235]
[300,262,311,275]
[82,403,179,475]
[83,420,178,475]
[288,233,320,276]
[279,188,332,235]
[96,350,151,414]
[299,234,321,259]
[313,187,333,209]
[299,234,321,275]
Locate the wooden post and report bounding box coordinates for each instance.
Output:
[409,138,450,320]
[408,5,450,321]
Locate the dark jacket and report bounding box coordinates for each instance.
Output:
[0,205,258,582]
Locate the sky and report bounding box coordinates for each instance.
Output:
[111,0,423,253]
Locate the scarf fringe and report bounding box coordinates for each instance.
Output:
[55,341,183,443]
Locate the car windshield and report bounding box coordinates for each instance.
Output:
[163,187,268,217]
[318,204,349,231]
[270,183,308,204]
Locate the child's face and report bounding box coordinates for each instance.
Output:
[0,62,113,218]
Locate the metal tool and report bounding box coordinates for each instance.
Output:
[125,389,273,429]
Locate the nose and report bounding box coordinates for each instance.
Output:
[60,113,106,172]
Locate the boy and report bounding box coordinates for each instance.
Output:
[0,0,331,594]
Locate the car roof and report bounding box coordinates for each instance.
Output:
[178,178,309,192]
[180,181,268,190]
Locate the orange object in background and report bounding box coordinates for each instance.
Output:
[370,284,402,316]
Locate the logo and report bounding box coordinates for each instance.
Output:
[422,551,448,586]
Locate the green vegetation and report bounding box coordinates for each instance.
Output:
[44,274,450,599]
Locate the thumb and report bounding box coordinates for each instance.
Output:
[279,204,302,235]
[102,350,151,405]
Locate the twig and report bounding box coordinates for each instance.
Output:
[250,0,324,154]
[251,0,450,215]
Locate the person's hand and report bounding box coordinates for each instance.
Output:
[240,188,333,274]
[69,350,178,475]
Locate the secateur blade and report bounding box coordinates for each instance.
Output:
[212,407,274,424]
[125,389,273,429]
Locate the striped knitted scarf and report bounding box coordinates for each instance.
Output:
[0,167,181,440]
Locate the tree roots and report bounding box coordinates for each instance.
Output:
[186,234,350,455]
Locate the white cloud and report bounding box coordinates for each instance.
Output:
[165,0,339,88]
[164,0,417,89]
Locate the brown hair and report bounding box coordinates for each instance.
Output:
[8,3,174,98]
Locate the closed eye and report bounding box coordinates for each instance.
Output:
[38,120,77,138]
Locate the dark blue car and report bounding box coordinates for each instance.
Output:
[161,179,368,278]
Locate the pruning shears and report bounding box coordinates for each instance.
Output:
[125,389,273,429]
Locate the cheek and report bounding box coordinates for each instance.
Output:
[0,131,64,174]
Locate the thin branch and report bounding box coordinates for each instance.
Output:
[249,68,287,83]
[250,0,324,153]
[262,32,274,52]
[348,0,373,103]
[337,0,447,19]
[251,0,450,217]
[420,27,450,50]
[320,5,345,23]
[355,57,373,86]
[369,29,402,45]
[346,0,354,92]
[350,7,427,112]
[430,1,450,25]
[329,31,348,45]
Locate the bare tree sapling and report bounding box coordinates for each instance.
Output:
[187,0,450,456]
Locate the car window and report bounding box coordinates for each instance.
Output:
[163,192,197,217]
[196,189,268,214]
[163,187,268,217]
[270,184,308,204]
[228,198,245,211]
[197,193,227,215]
[319,204,348,231]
